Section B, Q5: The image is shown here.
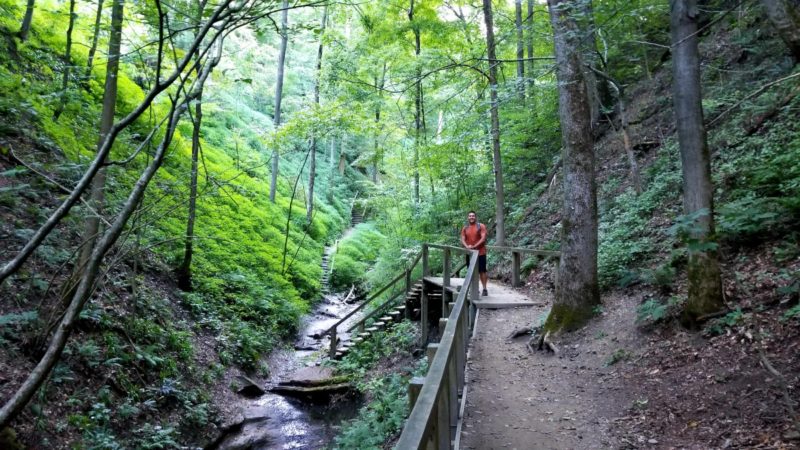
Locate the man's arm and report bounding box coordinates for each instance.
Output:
[474,225,487,248]
[460,227,470,248]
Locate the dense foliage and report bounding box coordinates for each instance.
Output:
[1,0,799,447]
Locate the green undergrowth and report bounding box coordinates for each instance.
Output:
[0,1,358,447]
[330,321,423,449]
[596,25,800,292]
[330,223,386,291]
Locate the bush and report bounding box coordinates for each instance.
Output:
[330,224,386,291]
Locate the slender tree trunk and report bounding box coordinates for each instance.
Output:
[85,0,105,78]
[515,0,525,101]
[74,0,124,286]
[270,0,289,203]
[328,137,336,201]
[590,68,643,194]
[53,0,76,121]
[576,0,602,128]
[176,89,202,291]
[19,0,35,41]
[410,0,421,204]
[527,0,535,98]
[373,62,386,183]
[670,0,724,324]
[307,5,327,223]
[482,0,505,246]
[175,0,207,291]
[544,0,599,333]
[761,0,800,62]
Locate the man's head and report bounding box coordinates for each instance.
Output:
[467,211,477,224]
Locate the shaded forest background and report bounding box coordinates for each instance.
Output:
[0,0,798,447]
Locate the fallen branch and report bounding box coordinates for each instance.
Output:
[7,146,111,227]
[744,84,800,135]
[707,71,800,128]
[342,285,355,303]
[758,347,800,436]
[507,326,532,340]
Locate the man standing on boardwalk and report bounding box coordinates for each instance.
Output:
[460,211,489,296]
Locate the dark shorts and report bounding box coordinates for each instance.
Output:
[466,254,488,273]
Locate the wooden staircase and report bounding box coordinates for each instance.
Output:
[331,281,437,360]
[351,209,363,227]
[320,247,332,294]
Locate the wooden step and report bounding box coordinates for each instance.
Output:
[379,316,393,322]
[352,337,364,344]
[389,311,401,321]
[374,321,386,328]
[358,332,371,338]
[366,327,378,332]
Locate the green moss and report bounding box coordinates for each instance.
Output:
[542,300,598,334]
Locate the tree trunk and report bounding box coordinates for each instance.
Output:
[670,0,724,324]
[410,0,421,204]
[482,0,505,246]
[176,89,202,291]
[576,0,602,128]
[307,5,327,223]
[591,68,643,194]
[373,62,386,183]
[761,0,800,62]
[19,0,35,41]
[74,0,124,286]
[527,0,535,98]
[515,0,526,100]
[85,0,104,78]
[544,0,599,333]
[53,0,76,121]
[328,137,336,201]
[270,0,289,204]
[175,0,207,291]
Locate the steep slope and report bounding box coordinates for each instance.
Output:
[0,1,360,447]
[504,4,800,447]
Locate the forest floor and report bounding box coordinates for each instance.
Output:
[460,275,800,450]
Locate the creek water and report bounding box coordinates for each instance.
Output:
[214,291,362,450]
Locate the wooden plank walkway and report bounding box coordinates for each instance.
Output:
[424,277,541,309]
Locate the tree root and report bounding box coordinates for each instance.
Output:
[506,326,532,340]
[527,329,559,355]
[758,347,800,436]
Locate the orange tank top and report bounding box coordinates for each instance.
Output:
[462,223,486,255]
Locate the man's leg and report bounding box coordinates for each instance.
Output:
[479,255,488,295]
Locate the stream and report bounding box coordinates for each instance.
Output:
[213,290,362,450]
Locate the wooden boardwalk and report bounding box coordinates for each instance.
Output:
[424,277,541,309]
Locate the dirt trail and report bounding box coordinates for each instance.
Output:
[460,286,642,450]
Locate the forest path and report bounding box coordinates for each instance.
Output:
[459,286,641,450]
